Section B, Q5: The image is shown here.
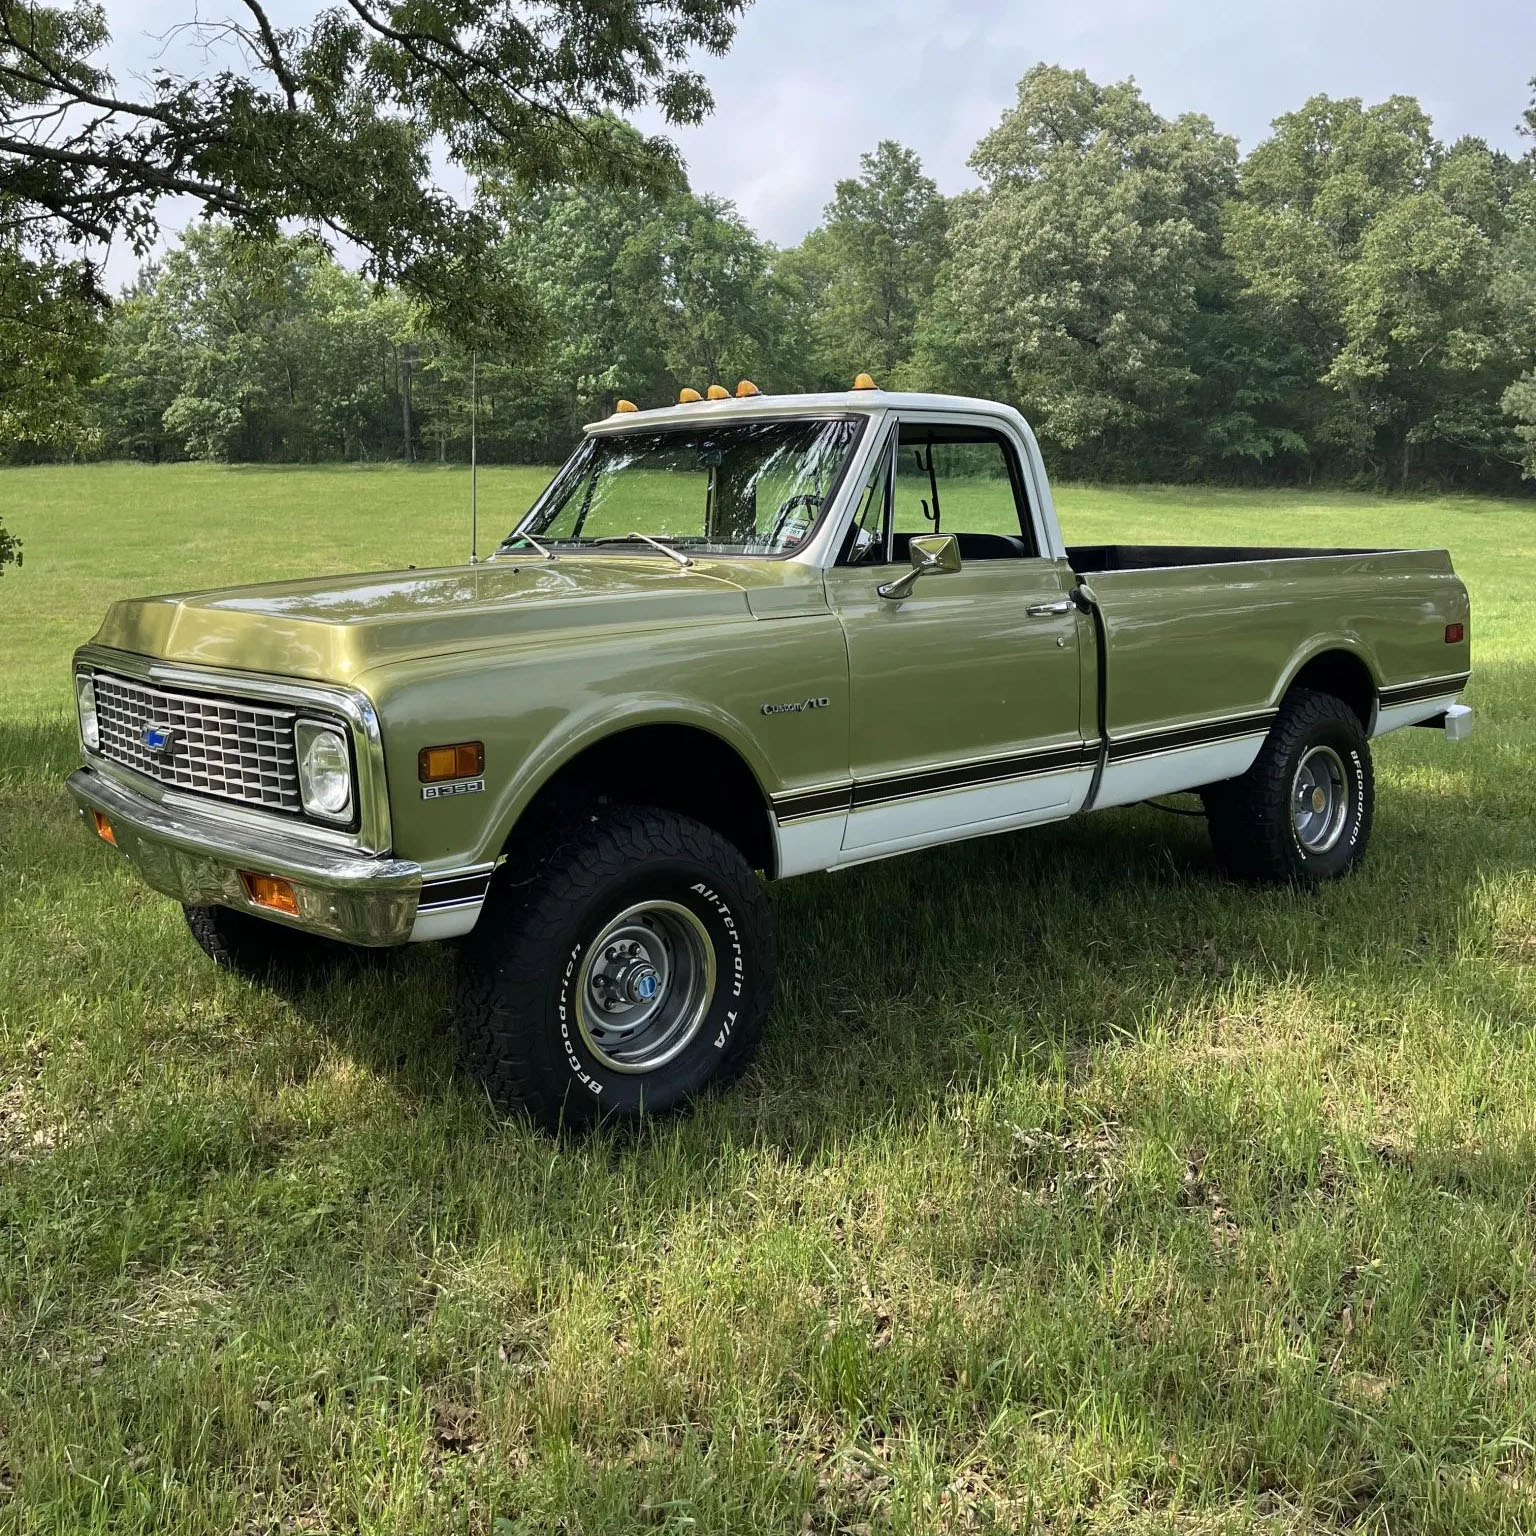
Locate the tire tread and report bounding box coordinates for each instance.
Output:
[1203,688,1374,884]
[456,804,773,1132]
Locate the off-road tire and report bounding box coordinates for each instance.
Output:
[183,903,368,981]
[1202,688,1374,884]
[456,804,774,1134]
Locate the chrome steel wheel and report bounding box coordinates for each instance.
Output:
[1291,744,1349,854]
[575,900,717,1074]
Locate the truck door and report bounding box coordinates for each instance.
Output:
[824,415,1092,857]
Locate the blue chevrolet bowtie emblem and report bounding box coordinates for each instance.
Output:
[142,724,175,754]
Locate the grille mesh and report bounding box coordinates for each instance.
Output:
[91,671,304,813]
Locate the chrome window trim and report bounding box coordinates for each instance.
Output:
[807,404,1067,569]
[73,644,393,855]
[502,413,872,566]
[796,407,892,568]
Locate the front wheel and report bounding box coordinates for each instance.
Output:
[455,805,775,1133]
[183,902,374,981]
[1202,688,1375,884]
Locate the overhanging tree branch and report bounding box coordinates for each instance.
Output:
[0,0,748,344]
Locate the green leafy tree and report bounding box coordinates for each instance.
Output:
[97,224,408,462]
[787,141,948,384]
[0,235,100,455]
[1497,83,1536,480]
[0,0,748,346]
[473,147,794,454]
[912,66,1238,474]
[1228,95,1524,486]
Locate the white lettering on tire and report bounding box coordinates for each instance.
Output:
[556,940,603,1096]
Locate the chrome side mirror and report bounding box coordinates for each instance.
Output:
[877,533,962,600]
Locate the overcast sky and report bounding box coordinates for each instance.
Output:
[99,0,1536,282]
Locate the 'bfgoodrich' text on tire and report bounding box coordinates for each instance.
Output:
[455,804,774,1134]
[1202,687,1375,884]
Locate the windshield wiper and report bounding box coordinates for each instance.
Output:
[594,532,694,569]
[502,529,556,561]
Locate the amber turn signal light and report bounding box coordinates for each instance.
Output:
[92,811,116,845]
[418,741,485,783]
[1445,622,1465,643]
[242,872,300,917]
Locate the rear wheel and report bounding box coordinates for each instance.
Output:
[1202,688,1374,884]
[455,804,774,1133]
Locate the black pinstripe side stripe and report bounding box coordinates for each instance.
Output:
[772,785,854,821]
[850,743,1096,809]
[772,743,1094,824]
[770,707,1287,825]
[1105,709,1277,764]
[1378,673,1470,707]
[418,872,494,910]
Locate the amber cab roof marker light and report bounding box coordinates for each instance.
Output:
[678,388,703,404]
[706,384,730,401]
[852,372,878,391]
[735,380,762,398]
[615,399,639,413]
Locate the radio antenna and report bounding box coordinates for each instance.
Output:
[469,349,479,565]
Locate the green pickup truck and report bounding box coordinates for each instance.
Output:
[69,384,1473,1129]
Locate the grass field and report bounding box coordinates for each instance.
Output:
[3,462,1536,1533]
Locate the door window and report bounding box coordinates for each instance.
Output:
[890,425,1036,561]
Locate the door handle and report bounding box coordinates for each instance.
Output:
[1025,600,1074,617]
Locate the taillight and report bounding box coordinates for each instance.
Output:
[1445,623,1465,644]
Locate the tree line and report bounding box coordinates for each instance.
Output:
[15,65,1536,492]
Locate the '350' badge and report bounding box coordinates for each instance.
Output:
[421,778,486,801]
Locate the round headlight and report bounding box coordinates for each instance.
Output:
[295,720,352,821]
[76,673,99,751]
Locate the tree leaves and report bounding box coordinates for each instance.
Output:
[0,0,748,345]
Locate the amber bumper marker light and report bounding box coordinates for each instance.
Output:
[419,741,485,783]
[92,811,116,845]
[242,872,300,917]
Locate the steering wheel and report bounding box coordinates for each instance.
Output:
[766,493,823,549]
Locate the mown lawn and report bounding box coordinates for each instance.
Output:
[2,462,1535,1534]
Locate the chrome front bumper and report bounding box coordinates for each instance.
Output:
[68,766,423,946]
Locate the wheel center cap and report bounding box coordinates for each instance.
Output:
[627,965,661,1003]
[1311,787,1326,813]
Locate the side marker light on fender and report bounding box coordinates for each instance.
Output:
[419,742,485,783]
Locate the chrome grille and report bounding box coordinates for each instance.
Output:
[91,671,303,813]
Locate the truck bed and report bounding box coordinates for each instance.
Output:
[1066,544,1382,574]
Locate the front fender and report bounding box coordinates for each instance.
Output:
[480,693,782,865]
[361,613,850,878]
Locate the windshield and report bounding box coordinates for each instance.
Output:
[502,417,865,558]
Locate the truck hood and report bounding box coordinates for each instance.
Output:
[90,558,758,685]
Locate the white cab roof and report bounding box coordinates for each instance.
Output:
[585,389,1025,434]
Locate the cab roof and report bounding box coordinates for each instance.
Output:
[584,388,1020,435]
